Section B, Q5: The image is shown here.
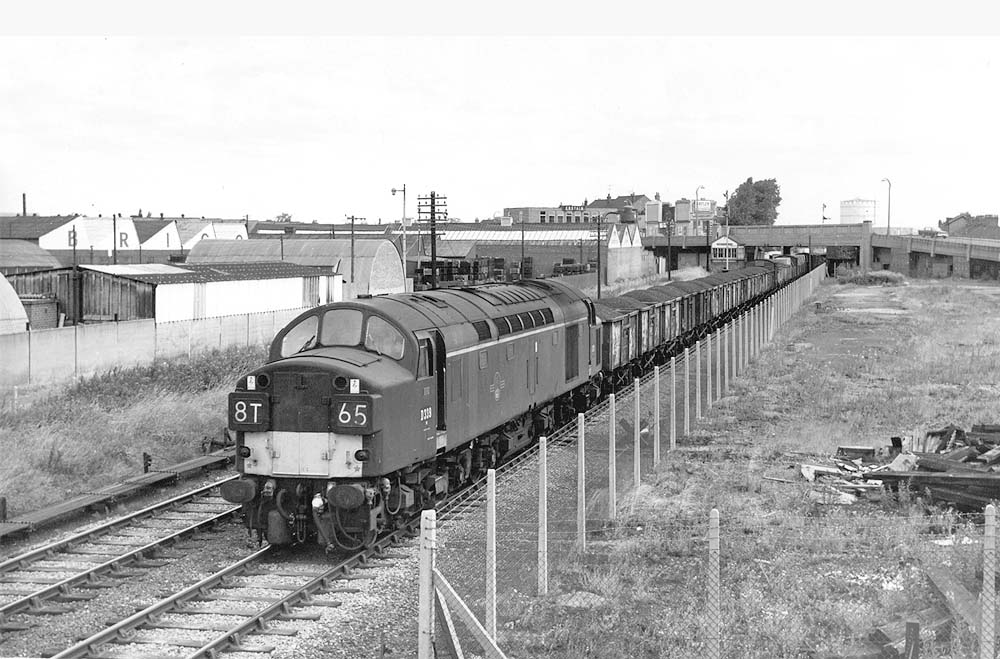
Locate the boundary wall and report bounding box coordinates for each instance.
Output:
[0,307,309,389]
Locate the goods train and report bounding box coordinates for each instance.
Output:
[222,257,811,549]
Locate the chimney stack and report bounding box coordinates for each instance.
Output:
[22,193,26,217]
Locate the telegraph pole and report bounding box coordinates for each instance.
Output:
[417,191,447,289]
[346,215,365,283]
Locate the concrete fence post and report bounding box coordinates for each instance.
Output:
[684,348,691,435]
[753,305,763,357]
[653,366,661,467]
[706,332,713,410]
[538,435,548,596]
[417,509,436,659]
[982,503,996,659]
[577,413,586,551]
[754,305,760,357]
[670,356,677,450]
[715,329,722,400]
[486,468,497,640]
[734,316,741,377]
[695,340,702,420]
[633,377,641,487]
[743,312,750,371]
[609,393,617,521]
[708,508,721,659]
[722,324,729,393]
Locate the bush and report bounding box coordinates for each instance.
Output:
[834,266,906,286]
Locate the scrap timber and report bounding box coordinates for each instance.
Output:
[790,425,1000,512]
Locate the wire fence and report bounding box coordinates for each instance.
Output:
[424,267,854,658]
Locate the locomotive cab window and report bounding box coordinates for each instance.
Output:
[279,315,319,357]
[319,309,363,347]
[365,315,405,360]
[417,338,434,377]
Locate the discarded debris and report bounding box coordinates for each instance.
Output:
[791,424,1000,511]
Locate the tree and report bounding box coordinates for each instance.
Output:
[725,178,781,226]
[274,212,293,223]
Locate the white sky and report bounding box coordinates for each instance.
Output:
[2,4,998,229]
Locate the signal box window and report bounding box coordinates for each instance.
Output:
[365,316,405,360]
[280,315,319,357]
[320,309,363,347]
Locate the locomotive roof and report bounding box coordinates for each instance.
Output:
[343,278,589,354]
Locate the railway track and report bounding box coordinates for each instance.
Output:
[50,523,417,658]
[0,477,241,633]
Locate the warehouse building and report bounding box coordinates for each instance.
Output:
[186,238,405,297]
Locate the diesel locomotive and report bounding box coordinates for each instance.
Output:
[222,259,810,549]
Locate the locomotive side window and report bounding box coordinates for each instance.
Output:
[479,351,488,369]
[319,309,363,346]
[365,315,405,359]
[279,315,319,357]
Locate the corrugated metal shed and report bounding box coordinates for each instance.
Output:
[186,238,404,295]
[0,273,29,334]
[0,239,62,274]
[82,262,332,285]
[7,262,337,323]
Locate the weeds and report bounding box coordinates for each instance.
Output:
[0,344,266,515]
[502,279,1000,658]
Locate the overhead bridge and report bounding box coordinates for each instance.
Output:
[643,221,1000,279]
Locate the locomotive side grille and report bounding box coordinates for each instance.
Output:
[472,320,492,341]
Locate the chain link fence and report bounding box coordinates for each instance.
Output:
[422,268,912,658]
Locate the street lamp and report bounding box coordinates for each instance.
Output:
[593,208,618,299]
[391,185,406,274]
[881,178,891,236]
[695,185,707,271]
[520,211,525,281]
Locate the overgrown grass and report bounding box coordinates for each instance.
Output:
[502,279,1000,658]
[835,266,908,286]
[0,344,267,515]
